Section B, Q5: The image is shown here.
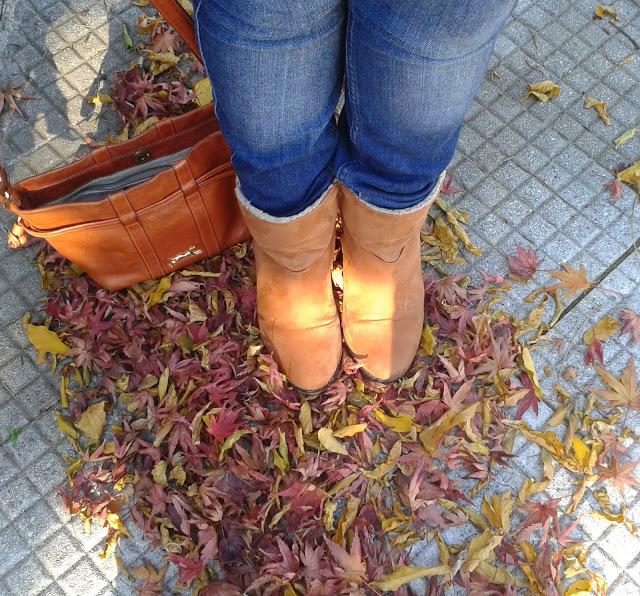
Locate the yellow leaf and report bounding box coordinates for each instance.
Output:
[372,565,451,591]
[317,427,349,456]
[594,5,619,20]
[524,80,561,102]
[420,324,438,356]
[299,401,313,435]
[170,462,186,486]
[152,460,168,486]
[145,49,181,76]
[333,423,367,438]
[565,578,597,596]
[362,440,401,482]
[520,346,542,397]
[374,410,413,433]
[481,492,513,533]
[193,77,213,106]
[74,401,106,442]
[56,411,79,440]
[583,315,620,345]
[476,561,522,586]
[133,116,160,136]
[614,127,640,149]
[571,437,590,469]
[462,530,503,573]
[219,429,252,461]
[26,324,70,355]
[584,96,611,125]
[617,159,640,188]
[158,367,170,400]
[146,275,173,307]
[86,92,113,108]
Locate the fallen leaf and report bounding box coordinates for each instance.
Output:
[508,246,540,281]
[524,80,561,102]
[594,357,640,410]
[26,324,70,355]
[74,401,106,442]
[617,160,640,188]
[317,427,349,456]
[614,127,640,148]
[594,5,619,20]
[193,77,213,106]
[0,82,38,119]
[333,424,367,438]
[620,308,640,342]
[583,315,620,345]
[584,96,611,125]
[372,565,450,591]
[374,410,413,433]
[548,264,592,298]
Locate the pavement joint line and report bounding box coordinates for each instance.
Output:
[555,234,640,326]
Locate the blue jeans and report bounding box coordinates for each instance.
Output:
[194,0,516,217]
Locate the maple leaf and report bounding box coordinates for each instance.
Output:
[508,246,540,281]
[603,179,624,203]
[594,357,640,410]
[599,459,639,494]
[515,372,539,419]
[548,264,592,298]
[620,308,640,342]
[584,339,604,366]
[325,532,366,583]
[0,82,38,119]
[440,174,461,195]
[516,498,560,540]
[206,406,242,442]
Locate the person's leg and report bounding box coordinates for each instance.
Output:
[194,1,346,391]
[194,0,346,217]
[338,0,517,380]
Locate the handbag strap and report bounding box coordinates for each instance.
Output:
[149,0,202,62]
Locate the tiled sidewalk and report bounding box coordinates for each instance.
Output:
[1,0,640,594]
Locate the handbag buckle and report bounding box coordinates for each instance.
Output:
[169,245,203,266]
[134,150,151,163]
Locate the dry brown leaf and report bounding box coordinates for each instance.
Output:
[584,96,611,125]
[614,127,640,148]
[524,80,561,102]
[548,264,592,298]
[617,159,640,188]
[583,315,620,345]
[594,357,640,410]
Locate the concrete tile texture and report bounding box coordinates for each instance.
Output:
[1,0,640,594]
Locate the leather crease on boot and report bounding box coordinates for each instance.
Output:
[236,179,343,394]
[338,171,446,383]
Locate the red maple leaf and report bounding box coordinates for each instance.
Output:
[507,246,540,281]
[440,174,462,195]
[515,372,539,419]
[584,339,604,366]
[517,498,561,540]
[603,179,624,203]
[206,406,242,442]
[620,308,640,342]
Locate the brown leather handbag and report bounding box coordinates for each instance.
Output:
[2,0,249,291]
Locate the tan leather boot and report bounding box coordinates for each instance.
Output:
[237,183,342,393]
[339,177,444,381]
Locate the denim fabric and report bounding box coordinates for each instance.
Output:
[194,0,516,217]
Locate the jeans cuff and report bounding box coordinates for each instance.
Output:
[343,169,447,216]
[235,176,338,223]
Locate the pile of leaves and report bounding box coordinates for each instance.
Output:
[16,2,640,595]
[29,191,640,595]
